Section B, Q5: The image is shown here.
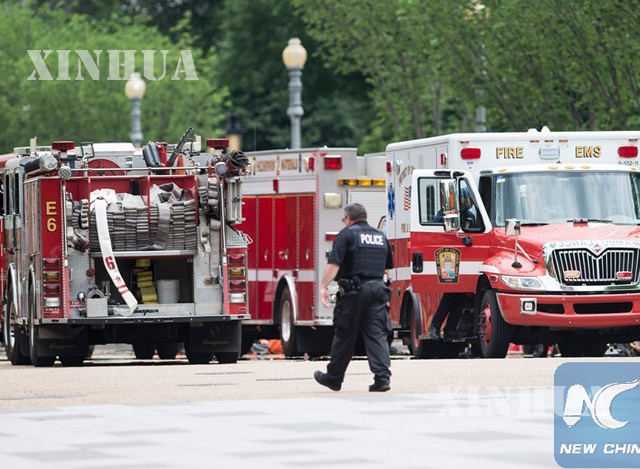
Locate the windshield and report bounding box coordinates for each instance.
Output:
[494,171,640,226]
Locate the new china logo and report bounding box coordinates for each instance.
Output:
[555,363,640,468]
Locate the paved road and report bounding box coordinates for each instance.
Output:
[0,349,636,468]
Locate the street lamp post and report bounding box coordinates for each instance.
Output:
[125,72,146,148]
[282,38,307,149]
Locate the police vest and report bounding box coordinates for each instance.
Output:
[342,223,388,279]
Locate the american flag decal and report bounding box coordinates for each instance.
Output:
[403,186,411,211]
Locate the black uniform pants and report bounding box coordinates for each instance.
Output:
[326,280,392,385]
[431,293,466,331]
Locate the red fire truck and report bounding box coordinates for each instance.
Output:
[1,131,250,366]
[387,128,640,358]
[238,148,386,355]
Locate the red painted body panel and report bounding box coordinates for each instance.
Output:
[410,231,493,294]
[393,222,640,337]
[256,196,274,321]
[40,178,64,319]
[497,292,640,327]
[242,196,258,317]
[297,194,315,321]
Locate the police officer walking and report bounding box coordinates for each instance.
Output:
[314,203,393,392]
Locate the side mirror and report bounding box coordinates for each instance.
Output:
[440,179,460,233]
[505,218,521,236]
[443,213,460,233]
[439,179,459,213]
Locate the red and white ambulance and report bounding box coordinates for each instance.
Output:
[239,148,386,355]
[387,128,640,358]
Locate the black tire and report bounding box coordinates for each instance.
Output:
[156,342,180,360]
[477,289,512,358]
[215,351,239,364]
[408,299,438,359]
[186,351,214,364]
[28,283,55,367]
[86,345,95,360]
[278,288,299,357]
[3,295,30,365]
[133,342,156,359]
[59,356,85,367]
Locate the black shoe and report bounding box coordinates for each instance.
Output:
[369,381,391,392]
[443,329,464,342]
[428,326,442,341]
[314,371,341,391]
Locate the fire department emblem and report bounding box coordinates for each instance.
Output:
[435,248,461,284]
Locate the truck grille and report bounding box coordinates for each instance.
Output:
[552,249,640,286]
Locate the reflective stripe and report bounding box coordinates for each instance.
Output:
[247,269,316,282]
[391,262,484,279]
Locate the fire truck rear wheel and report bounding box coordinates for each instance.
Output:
[133,342,156,360]
[215,352,239,364]
[477,289,511,359]
[408,300,438,359]
[279,288,300,357]
[157,342,180,360]
[4,297,31,365]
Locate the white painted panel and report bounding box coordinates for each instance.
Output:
[348,189,386,230]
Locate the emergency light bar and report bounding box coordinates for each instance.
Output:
[52,141,75,152]
[338,178,385,187]
[618,146,638,158]
[461,148,481,160]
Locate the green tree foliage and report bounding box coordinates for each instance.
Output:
[217,0,375,151]
[25,0,226,53]
[295,0,640,142]
[292,0,476,145]
[0,3,228,153]
[478,0,640,131]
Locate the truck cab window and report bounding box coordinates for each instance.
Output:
[478,176,492,218]
[417,177,444,224]
[459,179,484,232]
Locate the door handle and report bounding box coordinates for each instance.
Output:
[263,250,269,261]
[412,252,423,273]
[278,249,289,261]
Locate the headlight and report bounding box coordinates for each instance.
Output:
[501,275,543,290]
